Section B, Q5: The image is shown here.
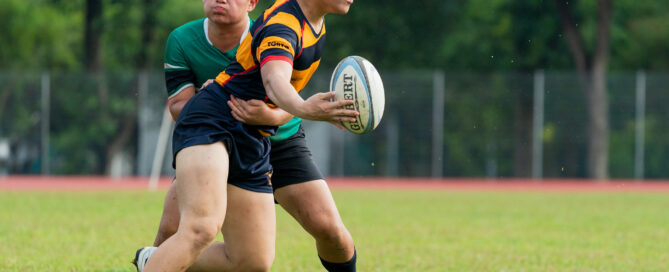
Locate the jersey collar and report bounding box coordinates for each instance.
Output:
[204,16,252,47]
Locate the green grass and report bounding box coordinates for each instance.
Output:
[2,189,669,271]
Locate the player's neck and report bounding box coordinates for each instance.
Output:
[296,0,325,33]
[207,17,248,52]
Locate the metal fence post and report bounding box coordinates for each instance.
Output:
[41,72,50,175]
[634,70,646,180]
[531,70,545,179]
[385,115,399,177]
[432,70,445,178]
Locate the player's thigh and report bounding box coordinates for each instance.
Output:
[221,184,276,264]
[274,179,344,231]
[174,143,229,226]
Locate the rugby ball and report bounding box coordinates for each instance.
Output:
[330,56,385,134]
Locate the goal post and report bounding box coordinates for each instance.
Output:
[148,107,173,191]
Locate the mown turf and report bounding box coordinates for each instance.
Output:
[1,189,668,271]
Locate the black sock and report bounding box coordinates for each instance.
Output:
[319,249,357,272]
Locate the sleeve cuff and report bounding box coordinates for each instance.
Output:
[260,56,293,68]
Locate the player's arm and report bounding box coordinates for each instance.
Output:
[166,86,196,121]
[164,30,198,121]
[260,60,358,127]
[227,95,294,126]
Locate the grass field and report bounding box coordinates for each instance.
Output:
[2,188,669,271]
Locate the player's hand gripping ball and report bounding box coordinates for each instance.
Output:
[330,56,385,134]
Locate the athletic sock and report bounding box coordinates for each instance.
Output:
[319,249,357,272]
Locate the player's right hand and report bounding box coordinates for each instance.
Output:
[302,92,358,125]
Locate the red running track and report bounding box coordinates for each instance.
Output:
[2,176,669,192]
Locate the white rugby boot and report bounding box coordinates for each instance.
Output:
[132,246,157,272]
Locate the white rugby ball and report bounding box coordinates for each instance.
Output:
[330,56,385,134]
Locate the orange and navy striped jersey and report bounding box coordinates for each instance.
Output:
[214,0,326,104]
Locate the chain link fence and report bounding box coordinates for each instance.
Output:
[1,70,667,179]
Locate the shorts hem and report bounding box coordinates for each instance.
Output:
[229,182,274,194]
[273,177,325,191]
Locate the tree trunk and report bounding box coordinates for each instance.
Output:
[103,0,157,175]
[137,0,158,69]
[587,0,612,179]
[105,114,137,175]
[555,0,612,179]
[0,77,15,124]
[84,0,102,71]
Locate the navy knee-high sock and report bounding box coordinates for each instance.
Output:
[319,249,357,272]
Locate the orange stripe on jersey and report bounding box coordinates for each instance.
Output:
[215,73,231,86]
[265,12,302,41]
[235,34,256,70]
[215,65,258,87]
[291,59,320,92]
[263,0,290,21]
[302,22,325,48]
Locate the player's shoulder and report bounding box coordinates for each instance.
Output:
[258,0,303,35]
[168,18,206,41]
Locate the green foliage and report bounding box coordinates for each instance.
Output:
[46,72,139,174]
[0,0,667,71]
[324,0,463,69]
[0,0,81,69]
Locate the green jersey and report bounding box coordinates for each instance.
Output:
[164,17,302,142]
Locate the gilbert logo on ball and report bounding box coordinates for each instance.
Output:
[330,56,385,134]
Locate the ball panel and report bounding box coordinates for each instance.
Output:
[351,56,374,133]
[331,58,370,134]
[362,59,385,130]
[330,55,384,134]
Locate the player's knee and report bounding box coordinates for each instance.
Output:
[181,218,221,249]
[308,219,351,246]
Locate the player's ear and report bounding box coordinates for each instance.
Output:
[247,0,258,12]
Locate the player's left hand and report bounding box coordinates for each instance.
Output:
[228,95,275,125]
[201,79,214,89]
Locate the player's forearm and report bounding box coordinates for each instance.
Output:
[167,101,186,121]
[262,67,308,118]
[266,82,308,118]
[166,86,196,121]
[266,108,294,126]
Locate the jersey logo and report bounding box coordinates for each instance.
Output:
[267,41,290,51]
[259,36,294,56]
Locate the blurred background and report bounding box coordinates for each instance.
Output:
[1,0,668,180]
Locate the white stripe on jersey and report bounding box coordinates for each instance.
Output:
[164,63,187,69]
[168,82,194,99]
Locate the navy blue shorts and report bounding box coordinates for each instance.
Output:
[172,83,274,194]
[270,125,324,191]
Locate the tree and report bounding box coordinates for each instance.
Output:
[84,0,103,71]
[555,0,613,179]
